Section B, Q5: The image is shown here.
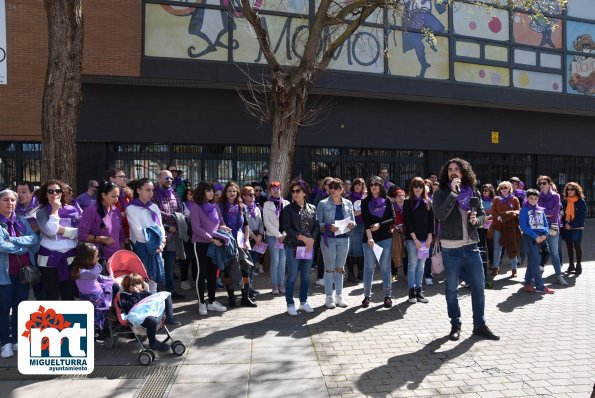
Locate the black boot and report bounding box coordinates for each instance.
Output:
[227,288,237,308]
[356,257,364,280]
[347,257,358,283]
[241,286,257,307]
[449,324,461,341]
[575,264,582,276]
[408,288,416,303]
[415,288,429,303]
[567,263,576,273]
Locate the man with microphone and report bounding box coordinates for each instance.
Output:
[433,158,500,341]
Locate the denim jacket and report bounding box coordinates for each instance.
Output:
[0,216,39,285]
[316,197,355,233]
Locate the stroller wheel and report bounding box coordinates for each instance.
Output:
[148,349,156,362]
[138,351,153,366]
[103,336,115,350]
[171,341,186,356]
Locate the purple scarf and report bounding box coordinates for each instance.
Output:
[499,193,515,208]
[222,202,243,234]
[449,183,474,211]
[368,197,387,218]
[246,202,257,218]
[200,201,220,224]
[413,195,428,210]
[384,179,392,190]
[45,204,82,227]
[348,191,363,203]
[0,212,27,236]
[129,199,161,224]
[16,196,38,217]
[522,200,544,216]
[269,196,283,217]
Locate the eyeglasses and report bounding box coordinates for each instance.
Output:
[329,185,341,190]
[115,175,126,179]
[291,189,302,194]
[164,176,172,181]
[244,193,255,197]
[47,189,63,195]
[270,187,280,191]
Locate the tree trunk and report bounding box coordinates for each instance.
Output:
[268,71,309,196]
[41,0,84,191]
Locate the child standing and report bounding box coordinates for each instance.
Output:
[519,189,554,294]
[120,273,180,352]
[71,243,118,339]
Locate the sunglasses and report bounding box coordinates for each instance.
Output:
[115,175,126,179]
[47,189,63,195]
[329,185,341,190]
[255,189,263,192]
[164,176,172,181]
[270,187,280,191]
[291,189,302,194]
[169,170,178,173]
[539,182,549,186]
[371,183,381,187]
[244,193,255,197]
[91,185,99,189]
[412,184,424,189]
[568,188,576,191]
[482,188,490,191]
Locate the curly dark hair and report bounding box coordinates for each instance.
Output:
[218,181,242,206]
[36,179,67,207]
[366,176,388,199]
[438,158,477,190]
[193,181,215,204]
[481,184,495,199]
[563,182,584,200]
[288,179,311,197]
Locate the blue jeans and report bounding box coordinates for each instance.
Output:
[162,250,176,292]
[546,233,562,277]
[348,224,365,257]
[0,275,30,345]
[321,237,349,297]
[442,243,486,327]
[523,235,546,290]
[492,229,518,269]
[267,235,286,286]
[285,247,312,307]
[362,238,393,298]
[405,240,424,289]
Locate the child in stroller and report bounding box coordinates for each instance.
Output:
[119,272,181,352]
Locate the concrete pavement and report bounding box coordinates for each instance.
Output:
[1,221,594,398]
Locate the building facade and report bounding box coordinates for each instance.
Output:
[0,0,594,213]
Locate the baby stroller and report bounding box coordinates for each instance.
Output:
[105,250,186,365]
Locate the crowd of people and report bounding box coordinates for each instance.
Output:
[0,159,588,357]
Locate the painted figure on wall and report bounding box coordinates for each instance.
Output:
[568,34,595,95]
[401,0,447,77]
[530,0,560,48]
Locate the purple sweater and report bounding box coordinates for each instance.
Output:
[190,203,224,243]
[75,264,113,295]
[538,190,561,226]
[78,203,125,260]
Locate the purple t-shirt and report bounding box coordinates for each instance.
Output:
[78,203,125,260]
[76,193,97,211]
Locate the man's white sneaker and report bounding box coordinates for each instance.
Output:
[556,275,568,286]
[315,279,325,287]
[207,301,227,312]
[325,296,336,309]
[287,305,298,316]
[180,281,192,290]
[1,344,14,358]
[300,302,314,313]
[198,302,208,316]
[425,278,433,286]
[335,296,348,308]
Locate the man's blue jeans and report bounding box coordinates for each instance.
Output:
[284,247,313,307]
[162,250,176,292]
[442,243,486,327]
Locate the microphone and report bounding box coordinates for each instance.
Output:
[451,177,460,193]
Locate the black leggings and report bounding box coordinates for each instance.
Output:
[39,267,78,300]
[139,295,174,345]
[180,240,198,281]
[194,242,218,304]
[565,240,582,265]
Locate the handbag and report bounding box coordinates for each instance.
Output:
[431,223,444,275]
[20,262,41,285]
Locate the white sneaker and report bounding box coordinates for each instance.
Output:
[556,275,568,286]
[258,265,264,274]
[1,344,14,358]
[325,296,336,309]
[180,281,192,290]
[315,279,325,287]
[198,302,208,316]
[207,300,227,312]
[335,296,348,308]
[425,278,433,286]
[300,302,314,313]
[12,343,17,352]
[287,305,298,316]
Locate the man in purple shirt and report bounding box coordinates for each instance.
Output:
[76,180,99,211]
[152,170,185,299]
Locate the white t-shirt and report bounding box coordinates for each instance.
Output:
[126,203,166,244]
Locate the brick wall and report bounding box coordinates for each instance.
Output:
[0,0,141,141]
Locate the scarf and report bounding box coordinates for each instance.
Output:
[269,196,283,217]
[499,193,514,208]
[16,196,39,217]
[413,195,428,210]
[129,199,161,224]
[384,179,392,190]
[222,202,243,233]
[246,202,257,218]
[45,204,82,227]
[0,212,26,236]
[449,183,473,211]
[200,201,220,224]
[565,196,578,222]
[522,201,544,217]
[348,191,363,203]
[368,197,387,218]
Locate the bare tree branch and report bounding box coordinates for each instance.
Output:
[240,0,281,71]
